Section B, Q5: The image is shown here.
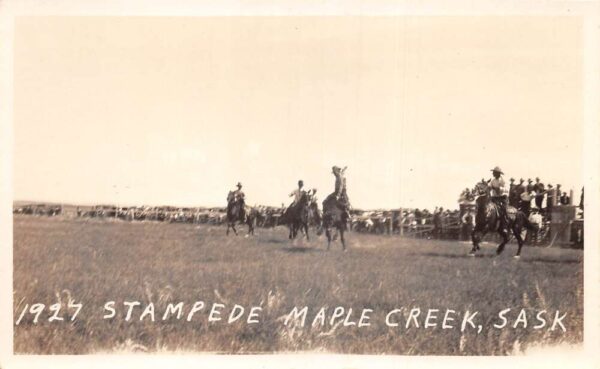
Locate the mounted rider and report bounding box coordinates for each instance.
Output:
[326,165,351,220]
[289,180,306,207]
[228,182,246,221]
[489,166,509,224]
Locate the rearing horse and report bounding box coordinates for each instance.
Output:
[469,181,537,258]
[322,196,348,251]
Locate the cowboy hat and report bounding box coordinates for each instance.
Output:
[236,182,242,187]
[332,166,341,172]
[490,166,503,174]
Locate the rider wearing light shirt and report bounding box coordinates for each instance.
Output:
[490,166,509,224]
[289,180,305,206]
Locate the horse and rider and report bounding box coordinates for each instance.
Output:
[278,179,325,239]
[277,166,351,248]
[322,165,352,250]
[469,166,538,258]
[226,182,256,236]
[228,165,352,249]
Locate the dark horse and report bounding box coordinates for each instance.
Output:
[469,181,538,258]
[226,192,256,236]
[322,196,348,251]
[280,191,312,240]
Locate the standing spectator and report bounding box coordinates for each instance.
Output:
[461,210,475,241]
[534,177,545,210]
[513,178,525,206]
[406,211,416,231]
[527,208,543,244]
[459,188,473,204]
[508,178,515,201]
[519,187,532,216]
[580,187,584,211]
[526,178,535,194]
[433,207,443,239]
[560,192,570,205]
[422,209,431,225]
[546,184,555,220]
[508,178,519,207]
[414,208,422,224]
[555,184,562,205]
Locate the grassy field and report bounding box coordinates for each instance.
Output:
[13,215,583,355]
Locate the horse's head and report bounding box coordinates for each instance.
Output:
[472,181,492,208]
[298,191,311,206]
[472,181,491,197]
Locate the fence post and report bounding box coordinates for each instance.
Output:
[399,208,404,236]
[569,189,574,205]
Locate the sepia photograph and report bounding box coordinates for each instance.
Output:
[1,1,599,368]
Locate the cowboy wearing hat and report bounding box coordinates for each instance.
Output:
[228,182,246,221]
[508,177,518,207]
[526,178,535,193]
[232,182,245,202]
[534,177,545,210]
[490,166,509,224]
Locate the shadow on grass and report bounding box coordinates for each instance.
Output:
[411,252,582,264]
[411,252,495,259]
[279,246,325,254]
[520,257,582,265]
[263,238,289,244]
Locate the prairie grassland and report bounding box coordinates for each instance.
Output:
[13,216,583,354]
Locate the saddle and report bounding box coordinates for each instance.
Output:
[488,203,517,222]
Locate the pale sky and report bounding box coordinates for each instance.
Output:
[14,17,583,209]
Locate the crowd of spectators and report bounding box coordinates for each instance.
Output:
[454,178,584,244]
[14,177,583,244]
[458,178,583,218]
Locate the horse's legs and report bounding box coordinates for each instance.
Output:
[325,228,331,251]
[304,223,309,241]
[470,230,483,254]
[226,223,230,235]
[496,228,509,255]
[512,225,524,258]
[232,223,238,236]
[339,228,346,251]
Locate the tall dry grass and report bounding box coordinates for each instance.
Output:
[13,216,583,354]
